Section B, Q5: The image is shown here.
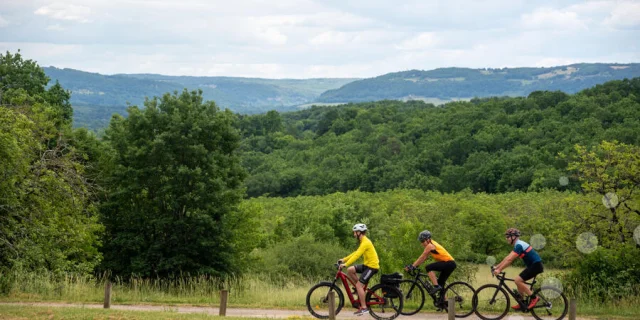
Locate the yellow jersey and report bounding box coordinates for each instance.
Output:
[342,236,380,269]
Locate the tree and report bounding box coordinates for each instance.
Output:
[0,50,49,103]
[567,140,640,246]
[100,89,247,277]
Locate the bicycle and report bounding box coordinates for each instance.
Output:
[398,265,475,317]
[473,266,568,320]
[306,263,404,320]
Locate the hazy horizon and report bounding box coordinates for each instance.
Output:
[2,0,639,78]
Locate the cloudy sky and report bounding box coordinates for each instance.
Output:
[1,0,639,78]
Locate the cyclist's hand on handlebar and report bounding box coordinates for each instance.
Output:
[404,264,417,272]
[492,266,501,276]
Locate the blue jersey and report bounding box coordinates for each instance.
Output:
[513,240,541,267]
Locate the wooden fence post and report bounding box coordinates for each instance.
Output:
[103,280,112,309]
[219,289,229,316]
[448,297,455,320]
[328,291,336,320]
[569,298,577,320]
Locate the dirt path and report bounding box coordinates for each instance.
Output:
[0,302,584,320]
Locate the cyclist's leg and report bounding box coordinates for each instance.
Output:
[347,265,360,285]
[517,262,543,296]
[356,266,378,312]
[437,261,456,289]
[425,261,448,287]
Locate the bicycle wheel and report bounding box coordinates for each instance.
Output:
[398,279,425,315]
[306,282,345,319]
[473,284,510,320]
[530,286,568,320]
[366,283,403,320]
[444,281,475,318]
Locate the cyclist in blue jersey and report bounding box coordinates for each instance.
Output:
[493,228,543,310]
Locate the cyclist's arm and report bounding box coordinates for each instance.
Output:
[343,241,368,266]
[410,244,434,268]
[495,252,518,272]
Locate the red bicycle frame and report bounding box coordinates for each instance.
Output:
[331,265,386,308]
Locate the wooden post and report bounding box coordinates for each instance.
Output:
[103,280,112,309]
[219,289,228,316]
[448,297,455,320]
[569,298,577,320]
[328,291,336,320]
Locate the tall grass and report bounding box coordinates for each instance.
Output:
[1,266,638,317]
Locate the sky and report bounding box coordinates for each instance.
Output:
[1,0,639,78]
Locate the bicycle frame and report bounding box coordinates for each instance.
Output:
[405,269,441,300]
[330,265,386,308]
[492,270,537,309]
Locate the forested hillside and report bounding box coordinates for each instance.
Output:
[43,67,357,129]
[318,64,640,103]
[238,78,640,197]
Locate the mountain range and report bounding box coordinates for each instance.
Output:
[43,63,640,129]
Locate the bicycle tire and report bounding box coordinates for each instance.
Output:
[444,281,476,318]
[530,286,568,320]
[473,284,510,320]
[366,283,403,320]
[306,282,345,319]
[398,279,425,315]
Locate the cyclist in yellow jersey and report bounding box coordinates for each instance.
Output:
[338,223,379,316]
[404,230,456,294]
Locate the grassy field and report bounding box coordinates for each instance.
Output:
[0,265,638,318]
[0,304,274,320]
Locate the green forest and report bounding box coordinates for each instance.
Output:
[1,51,639,312]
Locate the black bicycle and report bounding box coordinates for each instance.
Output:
[398,266,475,317]
[473,266,568,320]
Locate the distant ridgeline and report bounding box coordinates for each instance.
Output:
[317,63,640,103]
[43,67,357,129]
[44,63,640,130]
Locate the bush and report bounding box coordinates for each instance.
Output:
[563,245,640,301]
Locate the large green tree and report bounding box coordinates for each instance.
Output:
[0,51,101,274]
[100,89,247,277]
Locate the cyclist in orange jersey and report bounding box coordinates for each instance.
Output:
[404,230,456,294]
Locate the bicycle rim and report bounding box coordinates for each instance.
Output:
[473,284,510,320]
[306,282,344,319]
[398,279,425,315]
[444,281,476,318]
[366,284,403,320]
[530,286,568,320]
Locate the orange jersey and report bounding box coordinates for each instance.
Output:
[429,240,454,262]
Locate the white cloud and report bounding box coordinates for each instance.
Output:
[603,1,640,29]
[309,31,351,46]
[521,7,587,31]
[395,33,439,51]
[0,15,8,28]
[34,3,92,23]
[0,0,636,78]
[46,24,65,31]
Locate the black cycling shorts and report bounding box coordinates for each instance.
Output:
[354,264,379,284]
[519,261,544,281]
[425,260,457,287]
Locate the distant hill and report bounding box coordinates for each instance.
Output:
[317,63,640,103]
[43,67,358,129]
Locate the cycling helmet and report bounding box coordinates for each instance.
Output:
[352,223,367,232]
[505,228,521,237]
[418,230,432,242]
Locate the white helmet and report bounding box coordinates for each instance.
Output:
[352,223,367,232]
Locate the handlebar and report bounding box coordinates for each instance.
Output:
[490,266,506,279]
